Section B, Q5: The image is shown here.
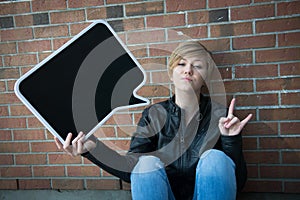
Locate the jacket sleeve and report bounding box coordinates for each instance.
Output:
[81,107,157,182]
[220,134,247,191]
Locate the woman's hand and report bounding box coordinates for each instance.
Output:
[219,98,252,136]
[54,132,96,156]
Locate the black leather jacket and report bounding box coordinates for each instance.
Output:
[83,95,247,200]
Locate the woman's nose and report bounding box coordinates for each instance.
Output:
[184,64,193,75]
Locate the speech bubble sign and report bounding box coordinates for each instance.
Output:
[14,20,150,143]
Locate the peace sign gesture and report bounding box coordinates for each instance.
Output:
[218,98,252,136]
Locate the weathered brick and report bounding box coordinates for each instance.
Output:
[48,153,82,164]
[87,7,107,20]
[256,77,299,91]
[243,180,282,193]
[244,151,279,164]
[222,80,253,93]
[86,179,121,190]
[0,179,17,189]
[233,35,275,50]
[0,93,20,104]
[280,62,300,76]
[147,14,185,28]
[18,40,51,53]
[209,0,251,8]
[32,0,67,12]
[1,28,33,41]
[13,129,45,140]
[0,1,30,15]
[231,4,274,20]
[126,1,164,16]
[0,166,31,177]
[123,17,145,31]
[4,54,37,66]
[15,154,47,165]
[0,141,29,153]
[284,182,300,193]
[280,122,300,135]
[281,92,300,106]
[68,0,104,8]
[15,14,34,27]
[235,64,278,78]
[242,122,278,136]
[53,38,71,50]
[31,141,60,152]
[19,179,51,189]
[0,68,20,79]
[278,32,300,47]
[0,155,13,165]
[256,17,300,33]
[33,13,49,25]
[236,93,278,106]
[127,29,165,44]
[50,10,85,24]
[168,26,208,41]
[107,0,139,3]
[0,16,14,28]
[33,166,65,177]
[200,39,230,52]
[52,179,84,190]
[166,0,205,12]
[260,166,300,179]
[260,108,300,121]
[0,106,9,116]
[242,137,258,150]
[70,22,90,36]
[108,20,124,32]
[34,25,69,38]
[107,5,124,18]
[0,118,26,129]
[212,51,252,65]
[256,48,300,63]
[210,22,252,37]
[209,9,228,23]
[282,151,300,164]
[137,85,170,97]
[277,1,300,16]
[67,166,100,176]
[188,10,209,24]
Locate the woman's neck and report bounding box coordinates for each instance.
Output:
[175,90,200,124]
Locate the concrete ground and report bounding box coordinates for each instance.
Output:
[1,190,300,200]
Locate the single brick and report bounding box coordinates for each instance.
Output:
[107,5,124,18]
[0,16,14,28]
[209,9,228,23]
[33,13,49,25]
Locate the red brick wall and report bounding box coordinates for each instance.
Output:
[0,0,299,193]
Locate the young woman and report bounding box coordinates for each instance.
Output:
[55,41,252,200]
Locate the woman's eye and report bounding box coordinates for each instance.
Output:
[178,63,185,66]
[193,65,202,69]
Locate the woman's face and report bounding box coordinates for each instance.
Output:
[170,56,208,94]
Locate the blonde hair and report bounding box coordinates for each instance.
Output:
[168,41,215,82]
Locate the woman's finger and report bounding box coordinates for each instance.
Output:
[240,114,253,129]
[54,137,62,150]
[71,132,84,156]
[225,116,239,128]
[227,98,236,117]
[63,133,72,149]
[77,135,86,154]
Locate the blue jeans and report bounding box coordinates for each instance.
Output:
[130,149,237,200]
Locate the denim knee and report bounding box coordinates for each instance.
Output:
[197,149,235,175]
[132,155,164,174]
